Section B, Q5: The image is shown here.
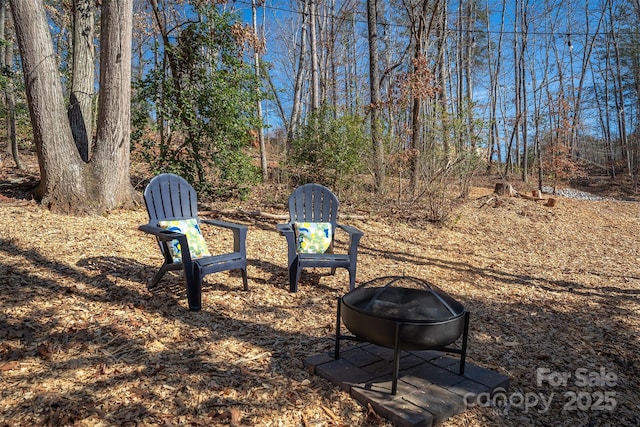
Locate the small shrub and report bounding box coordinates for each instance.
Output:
[417,149,485,224]
[289,106,367,190]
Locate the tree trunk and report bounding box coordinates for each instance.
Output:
[0,0,22,170]
[309,0,320,112]
[570,3,606,160]
[367,0,384,193]
[93,0,135,208]
[251,0,268,180]
[408,0,435,195]
[435,4,449,157]
[519,0,528,183]
[612,27,627,180]
[287,1,309,147]
[462,0,473,152]
[512,0,521,176]
[487,0,506,172]
[69,0,95,162]
[11,0,83,206]
[10,0,135,213]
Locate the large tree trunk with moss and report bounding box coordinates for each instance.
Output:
[10,0,135,213]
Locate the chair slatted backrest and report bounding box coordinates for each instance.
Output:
[288,184,339,233]
[144,173,199,223]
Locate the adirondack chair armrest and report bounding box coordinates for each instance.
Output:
[276,223,295,241]
[200,219,248,254]
[138,223,193,265]
[277,223,298,260]
[200,218,247,232]
[139,223,186,242]
[276,223,294,234]
[336,224,364,253]
[336,224,364,238]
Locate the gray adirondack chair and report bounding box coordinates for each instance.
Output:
[277,183,364,292]
[139,173,248,311]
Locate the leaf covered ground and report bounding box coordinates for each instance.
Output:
[1,164,639,426]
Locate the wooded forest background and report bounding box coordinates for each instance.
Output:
[1,0,639,212]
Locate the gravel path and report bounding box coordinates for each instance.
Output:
[542,186,609,201]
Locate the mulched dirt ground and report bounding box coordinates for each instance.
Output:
[1,161,639,426]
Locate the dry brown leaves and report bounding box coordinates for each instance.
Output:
[1,176,639,427]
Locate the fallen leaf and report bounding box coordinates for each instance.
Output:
[0,361,18,371]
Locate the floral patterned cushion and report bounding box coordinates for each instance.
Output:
[294,222,332,254]
[158,218,211,262]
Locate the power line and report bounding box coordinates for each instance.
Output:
[231,0,633,39]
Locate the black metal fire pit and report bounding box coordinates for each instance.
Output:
[335,276,470,394]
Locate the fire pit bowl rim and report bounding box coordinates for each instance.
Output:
[339,275,467,350]
[342,275,466,323]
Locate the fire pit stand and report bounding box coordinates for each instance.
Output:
[334,276,470,395]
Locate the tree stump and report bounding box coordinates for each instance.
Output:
[494,182,517,197]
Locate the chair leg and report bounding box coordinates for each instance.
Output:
[240,267,249,291]
[348,268,356,291]
[289,263,301,293]
[186,267,203,311]
[150,263,170,288]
